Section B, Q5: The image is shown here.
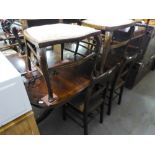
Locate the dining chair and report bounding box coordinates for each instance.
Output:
[62,66,116,135]
[106,54,137,115]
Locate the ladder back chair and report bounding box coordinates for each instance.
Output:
[106,54,137,115]
[62,65,117,135]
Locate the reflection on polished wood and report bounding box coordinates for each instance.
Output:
[6,54,28,74]
[26,63,92,108]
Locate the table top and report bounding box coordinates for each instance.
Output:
[23,23,101,48]
[82,19,137,31]
[26,66,91,108]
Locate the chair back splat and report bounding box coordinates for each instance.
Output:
[112,54,138,88]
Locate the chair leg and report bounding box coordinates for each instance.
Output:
[90,39,95,51]
[61,43,64,60]
[100,103,104,123]
[62,105,67,121]
[107,90,113,116]
[83,113,88,135]
[118,86,124,105]
[39,48,54,102]
[74,42,79,61]
[36,108,54,124]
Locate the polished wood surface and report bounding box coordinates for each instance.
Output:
[6,53,37,75]
[6,54,28,74]
[26,63,92,108]
[0,111,39,135]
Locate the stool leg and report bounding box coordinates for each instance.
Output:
[39,48,54,102]
[61,43,64,60]
[74,41,79,61]
[118,86,124,105]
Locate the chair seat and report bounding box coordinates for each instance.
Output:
[108,78,125,91]
[67,89,104,113]
[115,79,125,89]
[82,19,136,31]
[23,23,100,47]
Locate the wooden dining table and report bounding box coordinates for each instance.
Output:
[82,19,138,70]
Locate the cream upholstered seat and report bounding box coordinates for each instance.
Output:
[82,19,137,31]
[23,23,100,47]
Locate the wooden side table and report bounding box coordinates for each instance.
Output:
[0,111,39,135]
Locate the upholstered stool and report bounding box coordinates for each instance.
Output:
[82,19,137,71]
[23,23,101,105]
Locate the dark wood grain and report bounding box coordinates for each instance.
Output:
[26,66,91,108]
